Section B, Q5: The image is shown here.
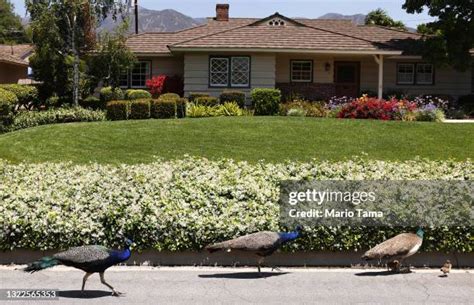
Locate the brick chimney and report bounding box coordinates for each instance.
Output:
[216,4,229,21]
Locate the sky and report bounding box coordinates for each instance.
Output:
[10,0,435,28]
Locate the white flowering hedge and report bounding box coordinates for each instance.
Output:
[0,157,472,252]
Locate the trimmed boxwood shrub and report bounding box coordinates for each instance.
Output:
[194,96,219,107]
[220,90,246,108]
[100,87,124,103]
[252,88,281,115]
[130,99,151,120]
[79,96,105,110]
[152,99,175,119]
[457,94,474,116]
[159,93,180,101]
[106,100,130,121]
[0,84,38,108]
[152,98,187,119]
[188,92,209,103]
[126,89,152,100]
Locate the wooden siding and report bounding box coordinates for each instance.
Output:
[148,56,184,77]
[183,53,275,97]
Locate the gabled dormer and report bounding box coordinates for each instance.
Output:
[250,13,307,27]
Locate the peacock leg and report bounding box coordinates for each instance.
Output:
[99,272,123,296]
[257,257,265,273]
[81,273,93,294]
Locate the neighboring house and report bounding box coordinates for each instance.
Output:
[0,44,33,84]
[125,4,474,100]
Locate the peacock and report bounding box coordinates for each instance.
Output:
[361,228,424,272]
[205,226,303,273]
[23,237,133,296]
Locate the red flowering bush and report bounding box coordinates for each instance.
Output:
[337,95,417,121]
[146,75,167,98]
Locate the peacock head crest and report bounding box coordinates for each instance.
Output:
[124,237,134,248]
[416,227,424,239]
[295,225,303,235]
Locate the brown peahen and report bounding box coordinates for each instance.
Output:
[440,260,452,277]
[23,238,133,296]
[205,226,303,273]
[361,228,424,271]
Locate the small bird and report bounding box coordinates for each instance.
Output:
[205,226,303,273]
[23,237,133,296]
[361,228,424,272]
[387,260,400,272]
[440,260,452,277]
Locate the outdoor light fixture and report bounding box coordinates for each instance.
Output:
[325,62,331,71]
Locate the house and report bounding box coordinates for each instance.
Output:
[0,44,33,84]
[125,4,474,100]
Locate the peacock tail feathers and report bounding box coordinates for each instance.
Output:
[23,256,59,273]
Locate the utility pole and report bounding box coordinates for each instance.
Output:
[134,0,139,34]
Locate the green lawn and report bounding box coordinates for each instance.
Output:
[0,117,472,164]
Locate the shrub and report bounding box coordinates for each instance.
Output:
[146,75,167,98]
[152,99,175,119]
[175,98,187,118]
[126,89,152,100]
[0,158,472,252]
[106,100,130,121]
[158,93,180,101]
[0,85,38,108]
[252,88,281,115]
[457,94,474,116]
[100,87,124,103]
[411,95,451,112]
[216,102,243,116]
[415,104,445,122]
[162,75,184,97]
[219,90,246,108]
[0,88,18,116]
[194,96,220,107]
[79,96,105,110]
[6,107,106,132]
[338,96,417,121]
[281,100,327,118]
[383,89,408,100]
[188,92,209,103]
[130,99,151,120]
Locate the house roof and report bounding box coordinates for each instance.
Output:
[0,44,33,66]
[126,13,425,56]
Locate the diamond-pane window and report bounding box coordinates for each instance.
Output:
[231,57,250,87]
[210,58,229,87]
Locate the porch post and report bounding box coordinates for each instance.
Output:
[373,54,384,99]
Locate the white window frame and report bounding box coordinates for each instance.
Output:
[230,57,250,88]
[416,63,434,85]
[291,60,313,83]
[209,57,230,87]
[130,61,151,89]
[397,63,415,85]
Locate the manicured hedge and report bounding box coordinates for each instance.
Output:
[152,98,187,119]
[130,99,151,120]
[0,158,472,252]
[126,89,152,100]
[188,92,209,103]
[5,107,106,132]
[194,96,220,107]
[106,100,130,121]
[252,88,281,115]
[220,90,246,108]
[159,93,180,101]
[0,88,18,116]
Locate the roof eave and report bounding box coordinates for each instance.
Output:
[168,47,403,55]
[0,59,29,67]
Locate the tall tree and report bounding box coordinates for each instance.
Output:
[0,0,29,44]
[403,0,473,71]
[365,8,407,30]
[26,0,130,106]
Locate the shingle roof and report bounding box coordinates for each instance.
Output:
[0,44,33,66]
[126,14,423,55]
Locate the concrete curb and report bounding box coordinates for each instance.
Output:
[1,250,473,268]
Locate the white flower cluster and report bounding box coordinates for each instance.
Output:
[0,157,472,251]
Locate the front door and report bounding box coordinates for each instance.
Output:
[334,62,360,97]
